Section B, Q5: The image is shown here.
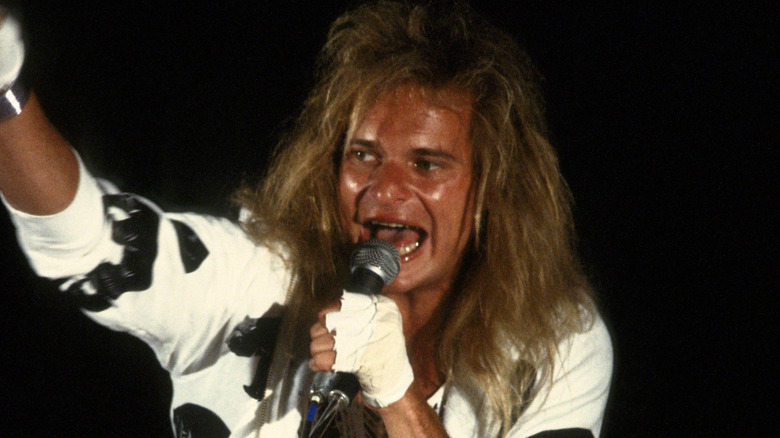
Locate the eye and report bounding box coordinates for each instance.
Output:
[354,150,372,161]
[414,159,441,171]
[346,147,377,164]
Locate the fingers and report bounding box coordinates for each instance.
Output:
[308,298,345,371]
[309,350,336,371]
[309,322,335,352]
[317,300,341,323]
[309,320,336,371]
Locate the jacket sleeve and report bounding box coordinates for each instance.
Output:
[3,155,290,377]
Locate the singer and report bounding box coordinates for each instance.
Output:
[1,2,611,437]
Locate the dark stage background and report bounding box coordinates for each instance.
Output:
[0,1,774,436]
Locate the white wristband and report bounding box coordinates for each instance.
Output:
[325,292,415,408]
[0,10,27,118]
[0,11,24,88]
[326,292,376,371]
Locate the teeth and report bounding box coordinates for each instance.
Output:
[398,240,420,256]
[371,221,405,229]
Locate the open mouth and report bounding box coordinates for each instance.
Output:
[365,221,427,257]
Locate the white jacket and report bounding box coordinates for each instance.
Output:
[4,157,612,437]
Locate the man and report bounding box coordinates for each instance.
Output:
[1,2,611,437]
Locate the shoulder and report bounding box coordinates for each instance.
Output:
[550,311,613,408]
[510,312,613,437]
[563,312,613,374]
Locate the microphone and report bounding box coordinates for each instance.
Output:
[332,238,400,398]
[304,239,400,437]
[346,238,401,296]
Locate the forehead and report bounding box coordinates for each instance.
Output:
[348,84,474,150]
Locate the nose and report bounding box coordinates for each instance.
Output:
[367,161,411,205]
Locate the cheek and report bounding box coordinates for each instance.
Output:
[415,176,457,202]
[338,168,361,208]
[340,172,362,198]
[424,174,473,207]
[337,169,360,226]
[429,176,476,235]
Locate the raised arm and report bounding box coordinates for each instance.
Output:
[0,94,79,215]
[0,10,78,215]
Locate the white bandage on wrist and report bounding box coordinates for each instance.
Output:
[326,292,376,371]
[0,10,28,119]
[0,11,24,88]
[325,292,414,408]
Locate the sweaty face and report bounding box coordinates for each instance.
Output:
[338,85,476,297]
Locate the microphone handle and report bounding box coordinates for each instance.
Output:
[346,266,386,295]
[308,373,360,436]
[331,372,361,403]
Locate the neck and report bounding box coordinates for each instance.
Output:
[387,288,451,398]
[387,286,448,341]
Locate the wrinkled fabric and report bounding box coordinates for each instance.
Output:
[326,292,415,407]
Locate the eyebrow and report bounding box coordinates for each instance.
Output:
[411,147,457,161]
[347,139,458,161]
[347,139,375,149]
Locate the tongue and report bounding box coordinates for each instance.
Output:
[374,227,421,248]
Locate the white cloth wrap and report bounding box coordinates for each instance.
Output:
[0,12,24,88]
[325,291,414,408]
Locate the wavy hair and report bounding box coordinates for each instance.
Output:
[234,1,595,433]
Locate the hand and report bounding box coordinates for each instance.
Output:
[309,300,339,372]
[309,292,414,408]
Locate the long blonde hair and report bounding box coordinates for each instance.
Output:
[235,1,595,433]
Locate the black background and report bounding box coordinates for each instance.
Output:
[0,1,775,436]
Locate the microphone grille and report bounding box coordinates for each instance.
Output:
[349,239,401,286]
